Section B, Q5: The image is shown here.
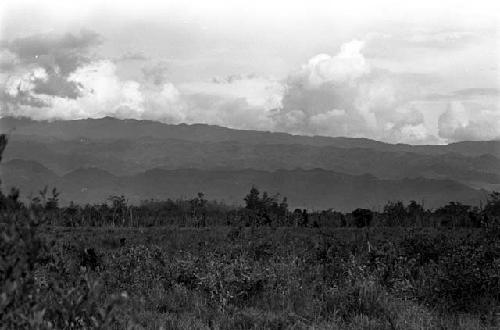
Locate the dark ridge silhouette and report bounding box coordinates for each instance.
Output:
[0,160,487,211]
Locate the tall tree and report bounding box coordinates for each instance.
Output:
[244,186,261,211]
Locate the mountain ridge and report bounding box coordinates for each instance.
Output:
[0,159,488,211]
[2,116,499,156]
[3,134,500,188]
[1,117,497,210]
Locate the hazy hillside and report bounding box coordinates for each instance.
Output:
[2,117,499,157]
[1,117,496,209]
[0,116,392,148]
[1,159,487,210]
[4,133,500,188]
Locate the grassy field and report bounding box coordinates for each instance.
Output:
[11,225,493,329]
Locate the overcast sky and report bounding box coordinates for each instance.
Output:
[0,0,499,144]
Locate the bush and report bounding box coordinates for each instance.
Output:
[0,213,130,329]
[420,236,500,313]
[0,214,46,329]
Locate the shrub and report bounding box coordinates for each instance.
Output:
[0,214,46,329]
[0,213,130,329]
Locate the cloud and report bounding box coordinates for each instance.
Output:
[175,74,285,131]
[116,51,149,62]
[364,29,484,61]
[1,66,50,109]
[181,74,283,110]
[292,40,370,87]
[272,40,436,143]
[139,80,187,123]
[406,30,481,49]
[453,88,500,97]
[425,88,500,101]
[0,38,439,144]
[182,94,276,131]
[6,30,101,71]
[1,31,495,144]
[1,60,189,123]
[0,31,190,124]
[438,101,500,142]
[0,31,182,122]
[2,60,137,120]
[1,30,101,100]
[141,61,170,85]
[1,59,279,131]
[0,49,19,70]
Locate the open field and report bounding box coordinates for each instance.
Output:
[4,222,499,329]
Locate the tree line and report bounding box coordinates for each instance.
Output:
[1,183,499,228]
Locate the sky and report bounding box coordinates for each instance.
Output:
[0,0,499,144]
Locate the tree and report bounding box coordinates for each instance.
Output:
[191,192,208,227]
[483,191,500,227]
[108,195,127,226]
[383,201,407,226]
[352,208,373,227]
[434,202,471,227]
[45,187,60,210]
[301,209,309,227]
[278,197,288,215]
[244,186,261,211]
[468,206,482,227]
[407,200,425,226]
[484,191,500,217]
[39,186,48,206]
[0,134,7,191]
[6,187,21,210]
[243,187,289,226]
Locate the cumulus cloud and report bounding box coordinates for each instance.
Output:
[0,49,19,70]
[1,31,496,144]
[141,61,170,85]
[438,101,500,142]
[180,94,274,131]
[6,30,101,72]
[272,40,436,143]
[140,81,187,123]
[0,31,190,123]
[1,30,101,100]
[292,40,370,88]
[171,74,284,131]
[0,37,439,143]
[2,60,188,123]
[1,66,50,108]
[1,59,279,130]
[181,74,283,110]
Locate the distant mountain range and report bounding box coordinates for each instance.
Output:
[1,117,498,209]
[0,159,487,211]
[2,116,500,157]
